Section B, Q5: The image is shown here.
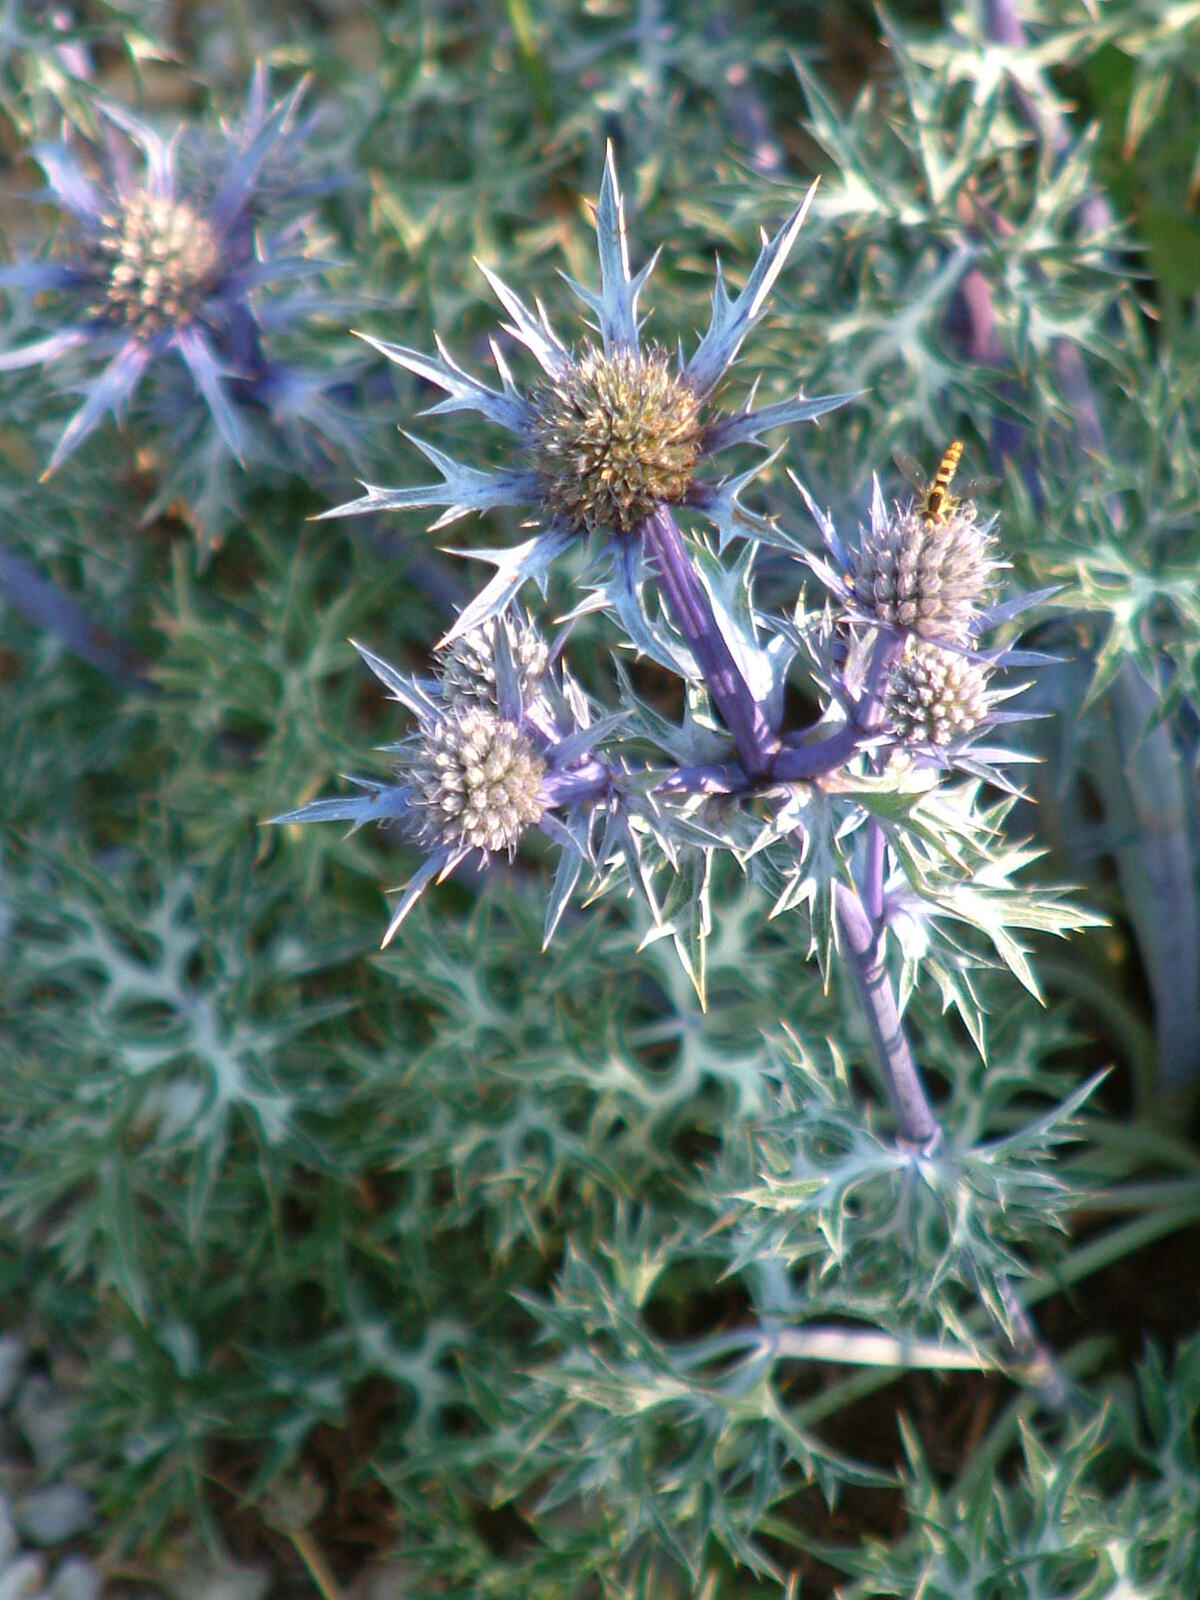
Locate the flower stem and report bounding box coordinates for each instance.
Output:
[833,881,939,1147]
[287,1530,346,1600]
[857,630,903,924]
[784,629,939,1145]
[642,506,779,776]
[863,820,886,924]
[541,761,611,806]
[771,721,860,780]
[0,542,150,688]
[857,629,904,733]
[771,629,901,782]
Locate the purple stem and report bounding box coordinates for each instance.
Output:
[642,512,939,1143]
[863,821,886,925]
[772,630,901,781]
[855,630,904,736]
[834,881,939,1147]
[858,633,904,926]
[541,761,611,806]
[826,641,929,1131]
[656,761,746,796]
[771,720,860,781]
[706,16,786,176]
[781,624,940,1147]
[642,505,779,777]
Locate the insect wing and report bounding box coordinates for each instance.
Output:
[892,448,929,495]
[957,472,1002,500]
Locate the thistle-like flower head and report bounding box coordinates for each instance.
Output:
[326,148,850,646]
[850,499,998,646]
[97,190,222,337]
[408,703,546,856]
[791,462,1054,797]
[274,618,617,946]
[885,640,992,748]
[529,343,703,535]
[800,472,1004,652]
[438,613,551,706]
[0,65,335,476]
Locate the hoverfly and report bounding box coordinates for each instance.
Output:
[893,440,999,525]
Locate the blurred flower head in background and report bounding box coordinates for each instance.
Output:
[0,65,343,479]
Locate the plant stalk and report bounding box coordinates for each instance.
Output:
[834,881,939,1147]
[642,505,779,776]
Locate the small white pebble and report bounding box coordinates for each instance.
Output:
[166,1557,268,1600]
[0,1496,18,1567]
[49,1557,100,1600]
[14,1486,93,1547]
[12,1381,70,1474]
[0,1553,48,1600]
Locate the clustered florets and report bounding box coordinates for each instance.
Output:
[529,344,703,535]
[886,640,991,747]
[98,191,221,336]
[408,704,547,856]
[852,503,996,644]
[438,616,551,706]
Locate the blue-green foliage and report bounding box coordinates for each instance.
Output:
[0,2,1198,1596]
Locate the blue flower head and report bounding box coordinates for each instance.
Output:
[0,65,340,484]
[274,615,618,946]
[325,149,850,647]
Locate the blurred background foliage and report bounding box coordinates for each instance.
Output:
[1,1,1199,1596]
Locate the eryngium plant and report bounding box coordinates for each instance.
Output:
[283,153,1094,1164]
[0,66,352,535]
[274,155,1115,1583]
[6,9,1199,1595]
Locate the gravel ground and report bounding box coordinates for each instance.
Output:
[0,1332,412,1599]
[0,1335,99,1600]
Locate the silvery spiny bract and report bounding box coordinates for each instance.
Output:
[0,65,341,482]
[325,147,849,647]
